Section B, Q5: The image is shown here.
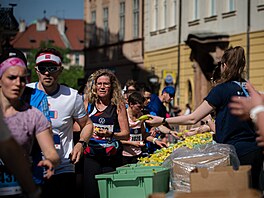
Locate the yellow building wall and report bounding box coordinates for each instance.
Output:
[249,31,264,91]
[178,44,194,110]
[144,44,196,111]
[144,30,264,114]
[144,46,179,91]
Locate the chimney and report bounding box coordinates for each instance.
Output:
[36,19,47,31]
[19,19,26,32]
[57,19,65,34]
[50,16,59,25]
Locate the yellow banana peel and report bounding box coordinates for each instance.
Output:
[137,115,152,121]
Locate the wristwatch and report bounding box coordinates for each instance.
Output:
[78,140,87,149]
[162,117,167,125]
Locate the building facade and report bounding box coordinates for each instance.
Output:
[144,0,264,110]
[83,0,146,85]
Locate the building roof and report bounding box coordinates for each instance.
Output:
[65,19,84,51]
[11,18,84,51]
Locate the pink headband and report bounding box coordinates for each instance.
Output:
[0,57,26,77]
[36,53,62,65]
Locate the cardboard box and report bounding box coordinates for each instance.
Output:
[190,165,251,192]
[172,152,230,192]
[149,189,262,198]
[174,189,262,198]
[150,166,261,198]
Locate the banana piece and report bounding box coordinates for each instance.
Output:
[137,115,152,121]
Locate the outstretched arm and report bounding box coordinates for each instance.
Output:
[146,100,214,127]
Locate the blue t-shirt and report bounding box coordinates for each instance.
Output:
[147,94,167,118]
[23,86,51,185]
[205,81,260,157]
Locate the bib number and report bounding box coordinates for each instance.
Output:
[130,134,142,141]
[0,159,22,195]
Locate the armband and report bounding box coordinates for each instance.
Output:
[250,105,264,123]
[152,138,158,144]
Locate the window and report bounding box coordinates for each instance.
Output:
[193,0,199,20]
[119,2,125,40]
[75,53,79,65]
[91,11,96,24]
[168,0,177,29]
[133,0,139,38]
[103,7,109,44]
[210,0,216,16]
[163,0,167,28]
[188,0,200,25]
[222,0,236,18]
[91,10,96,44]
[204,0,217,22]
[228,0,235,12]
[155,0,159,30]
[173,0,177,26]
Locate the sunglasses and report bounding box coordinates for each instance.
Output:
[36,66,61,74]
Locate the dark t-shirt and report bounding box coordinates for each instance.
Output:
[205,81,260,157]
[147,94,167,118]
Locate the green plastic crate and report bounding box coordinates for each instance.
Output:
[95,164,170,198]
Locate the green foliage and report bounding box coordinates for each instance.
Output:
[27,41,84,90]
[59,66,84,90]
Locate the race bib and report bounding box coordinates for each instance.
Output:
[130,134,143,141]
[0,159,22,196]
[94,123,114,132]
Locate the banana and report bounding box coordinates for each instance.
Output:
[137,132,213,166]
[137,115,152,121]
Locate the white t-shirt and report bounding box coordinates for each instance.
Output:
[27,83,87,175]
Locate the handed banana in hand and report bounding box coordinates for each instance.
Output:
[137,115,152,121]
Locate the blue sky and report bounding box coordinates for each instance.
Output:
[1,0,83,25]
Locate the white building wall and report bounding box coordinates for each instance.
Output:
[145,0,264,48]
[181,0,248,42]
[144,0,179,52]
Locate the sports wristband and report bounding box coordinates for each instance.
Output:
[152,138,158,144]
[78,140,87,149]
[250,105,264,123]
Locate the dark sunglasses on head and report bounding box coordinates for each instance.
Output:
[36,65,61,74]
